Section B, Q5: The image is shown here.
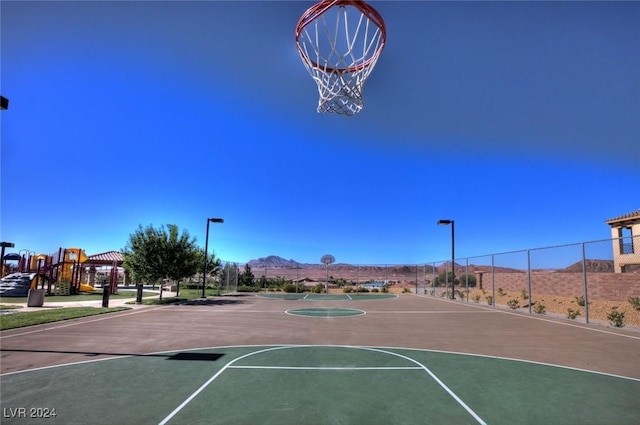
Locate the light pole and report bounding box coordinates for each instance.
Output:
[202,218,224,298]
[437,220,455,299]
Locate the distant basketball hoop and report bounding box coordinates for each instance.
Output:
[321,254,336,265]
[295,0,386,116]
[320,254,335,293]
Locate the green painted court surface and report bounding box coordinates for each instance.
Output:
[2,345,638,425]
[2,293,639,425]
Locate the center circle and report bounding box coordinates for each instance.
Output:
[286,307,365,318]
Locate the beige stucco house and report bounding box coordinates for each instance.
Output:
[606,209,640,273]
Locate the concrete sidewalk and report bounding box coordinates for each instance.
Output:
[1,290,177,312]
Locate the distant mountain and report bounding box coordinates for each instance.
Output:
[247,255,302,268]
[245,255,613,275]
[559,259,615,273]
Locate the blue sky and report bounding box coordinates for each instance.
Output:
[1,1,639,267]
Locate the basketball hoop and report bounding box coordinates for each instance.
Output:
[295,0,386,116]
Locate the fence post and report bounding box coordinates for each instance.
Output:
[432,262,437,296]
[527,250,532,314]
[581,243,590,324]
[491,255,496,308]
[465,258,469,302]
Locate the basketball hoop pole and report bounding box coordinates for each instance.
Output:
[325,263,329,294]
[321,254,335,293]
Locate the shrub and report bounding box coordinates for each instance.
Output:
[402,287,411,293]
[533,303,546,315]
[311,284,325,293]
[498,288,506,296]
[485,295,493,306]
[343,286,353,293]
[281,283,298,293]
[381,285,388,293]
[575,296,586,307]
[472,294,481,303]
[371,288,379,293]
[507,299,520,310]
[356,286,369,293]
[440,288,455,298]
[521,289,529,300]
[629,297,640,311]
[567,308,580,320]
[457,274,477,288]
[607,307,625,328]
[237,285,260,292]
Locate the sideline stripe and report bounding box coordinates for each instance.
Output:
[368,310,496,314]
[5,343,638,383]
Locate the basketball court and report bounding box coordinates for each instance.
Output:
[1,293,639,425]
[2,1,639,424]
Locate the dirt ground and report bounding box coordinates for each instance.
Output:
[329,285,640,328]
[466,288,640,327]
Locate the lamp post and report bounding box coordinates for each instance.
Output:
[437,220,455,299]
[202,218,224,298]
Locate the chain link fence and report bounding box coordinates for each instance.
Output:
[221,236,639,331]
[423,236,640,331]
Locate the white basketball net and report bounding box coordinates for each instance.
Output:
[296,1,386,116]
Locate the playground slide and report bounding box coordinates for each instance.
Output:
[79,283,94,292]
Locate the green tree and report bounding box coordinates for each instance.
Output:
[122,224,166,287]
[457,274,477,288]
[122,224,201,298]
[434,271,458,287]
[239,263,255,287]
[163,224,200,296]
[197,249,222,285]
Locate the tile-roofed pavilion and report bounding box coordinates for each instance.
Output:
[86,251,124,265]
[85,251,128,290]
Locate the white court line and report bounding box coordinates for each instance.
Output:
[230,366,422,370]
[368,310,497,314]
[158,346,292,425]
[363,347,487,425]
[158,345,487,425]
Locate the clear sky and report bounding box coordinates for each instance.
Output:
[1,1,639,267]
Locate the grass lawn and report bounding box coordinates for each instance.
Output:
[130,287,227,305]
[0,307,130,330]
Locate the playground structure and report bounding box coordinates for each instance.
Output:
[0,248,123,297]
